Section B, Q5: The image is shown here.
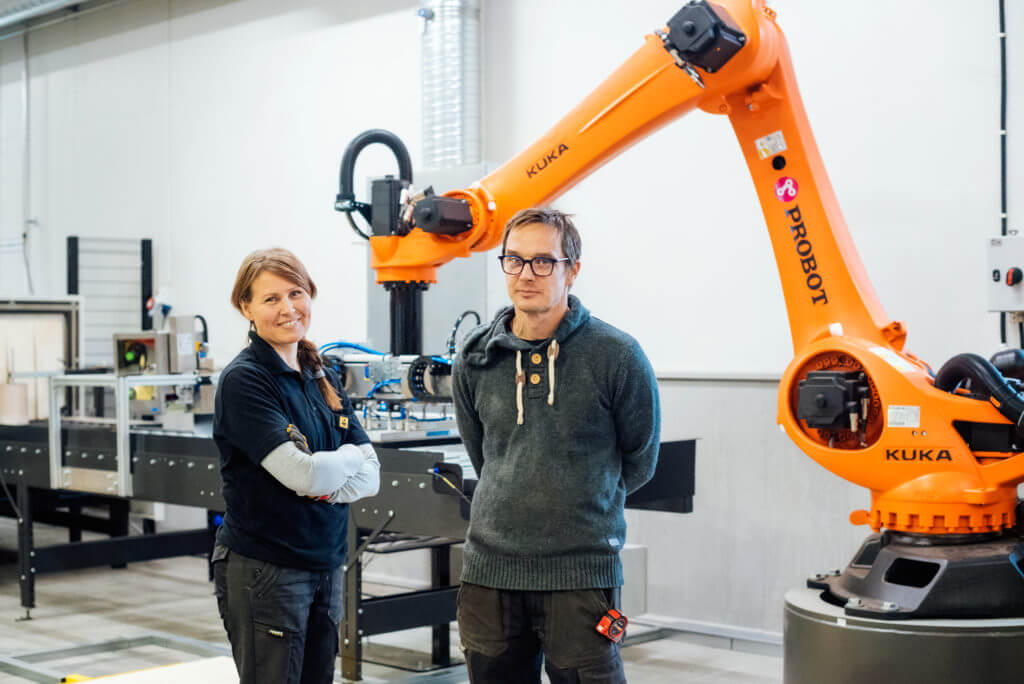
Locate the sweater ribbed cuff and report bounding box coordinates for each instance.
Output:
[460,547,623,591]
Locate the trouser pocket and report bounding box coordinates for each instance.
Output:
[213,560,229,622]
[542,588,623,672]
[457,582,510,658]
[254,620,300,682]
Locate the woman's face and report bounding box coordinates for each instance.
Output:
[241,271,312,350]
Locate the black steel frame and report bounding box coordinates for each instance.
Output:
[6,481,216,614]
[341,519,459,681]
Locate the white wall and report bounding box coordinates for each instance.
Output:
[484,0,1008,374]
[628,378,866,634]
[1,0,1021,635]
[1,0,1015,369]
[1,0,423,364]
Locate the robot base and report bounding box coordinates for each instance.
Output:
[784,587,1024,684]
[807,531,1024,619]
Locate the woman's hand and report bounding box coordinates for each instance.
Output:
[286,425,332,501]
[286,424,312,454]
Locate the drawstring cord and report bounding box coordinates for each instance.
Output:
[547,339,559,405]
[515,350,525,425]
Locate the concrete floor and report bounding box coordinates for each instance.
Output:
[0,520,782,683]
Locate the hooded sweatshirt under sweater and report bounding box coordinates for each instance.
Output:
[452,295,660,591]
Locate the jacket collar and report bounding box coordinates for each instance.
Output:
[248,331,309,378]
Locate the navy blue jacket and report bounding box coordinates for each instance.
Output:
[214,332,369,570]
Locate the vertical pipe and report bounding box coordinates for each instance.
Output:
[22,30,34,294]
[420,0,481,169]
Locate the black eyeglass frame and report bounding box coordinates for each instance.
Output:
[497,254,570,277]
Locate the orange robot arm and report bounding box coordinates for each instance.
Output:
[350,0,1024,535]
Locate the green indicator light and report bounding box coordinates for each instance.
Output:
[125,351,136,362]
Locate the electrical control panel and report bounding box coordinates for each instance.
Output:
[987,237,1024,312]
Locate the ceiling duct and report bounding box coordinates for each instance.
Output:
[419,0,481,170]
[0,0,125,37]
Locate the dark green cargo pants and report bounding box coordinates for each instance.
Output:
[457,581,627,683]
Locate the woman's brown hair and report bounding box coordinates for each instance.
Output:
[230,248,342,411]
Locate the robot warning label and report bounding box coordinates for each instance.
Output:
[756,130,787,159]
[886,405,921,428]
[775,177,798,202]
[869,347,918,374]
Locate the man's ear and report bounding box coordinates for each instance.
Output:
[567,260,581,287]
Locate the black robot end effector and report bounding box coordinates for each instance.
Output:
[410,193,474,235]
[663,1,746,75]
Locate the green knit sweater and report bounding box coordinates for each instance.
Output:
[452,296,660,591]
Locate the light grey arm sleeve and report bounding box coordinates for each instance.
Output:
[325,443,380,504]
[261,441,367,497]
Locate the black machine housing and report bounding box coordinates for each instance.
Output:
[664,0,746,73]
[796,371,870,431]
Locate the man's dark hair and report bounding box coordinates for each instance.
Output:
[502,208,582,267]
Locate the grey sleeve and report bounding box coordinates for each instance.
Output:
[324,443,381,504]
[613,342,661,494]
[262,441,367,497]
[452,357,485,476]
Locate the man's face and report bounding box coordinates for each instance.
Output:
[241,271,312,350]
[503,223,580,316]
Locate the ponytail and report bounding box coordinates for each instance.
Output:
[297,338,342,411]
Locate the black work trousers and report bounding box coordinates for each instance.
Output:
[212,544,343,684]
[457,582,627,683]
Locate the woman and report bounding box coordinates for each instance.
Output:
[212,248,379,684]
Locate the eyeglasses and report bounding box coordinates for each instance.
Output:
[498,255,569,277]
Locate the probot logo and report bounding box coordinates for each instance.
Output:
[775,176,798,202]
[786,206,828,305]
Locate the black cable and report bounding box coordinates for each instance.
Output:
[428,468,473,505]
[1018,321,1023,350]
[0,470,23,521]
[336,129,413,241]
[346,213,371,241]
[194,314,209,343]
[935,353,1024,436]
[446,310,481,355]
[1001,0,1009,343]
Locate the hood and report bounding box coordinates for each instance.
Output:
[459,295,590,367]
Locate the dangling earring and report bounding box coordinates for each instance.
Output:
[249,320,256,332]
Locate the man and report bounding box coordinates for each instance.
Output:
[452,207,661,683]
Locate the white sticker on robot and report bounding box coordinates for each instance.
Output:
[887,405,921,429]
[755,130,788,159]
[869,347,918,374]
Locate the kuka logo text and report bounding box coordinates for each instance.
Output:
[885,449,952,462]
[526,143,569,179]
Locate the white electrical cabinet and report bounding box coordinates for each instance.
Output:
[987,237,1024,312]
